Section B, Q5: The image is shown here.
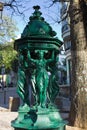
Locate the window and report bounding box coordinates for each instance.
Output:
[62,24,69,33]
[65,41,71,50]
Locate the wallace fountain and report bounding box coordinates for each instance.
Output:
[11,5,67,130]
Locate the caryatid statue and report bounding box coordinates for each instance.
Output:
[27,50,55,108]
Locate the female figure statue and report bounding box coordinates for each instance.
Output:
[17,50,30,109]
[48,56,59,106]
[27,50,54,108]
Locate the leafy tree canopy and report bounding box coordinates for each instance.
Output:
[0,15,18,72]
[0,15,18,44]
[0,42,18,72]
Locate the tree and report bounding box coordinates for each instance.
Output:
[0,15,18,72]
[0,42,17,72]
[1,0,62,24]
[0,0,31,18]
[0,15,18,44]
[69,0,87,128]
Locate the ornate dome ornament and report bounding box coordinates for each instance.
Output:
[21,5,57,37]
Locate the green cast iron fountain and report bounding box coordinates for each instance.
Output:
[11,5,68,130]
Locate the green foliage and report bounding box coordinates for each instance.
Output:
[0,15,18,44]
[0,42,18,71]
[0,14,18,72]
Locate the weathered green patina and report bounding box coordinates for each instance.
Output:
[11,5,68,130]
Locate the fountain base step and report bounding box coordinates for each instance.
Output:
[11,107,68,130]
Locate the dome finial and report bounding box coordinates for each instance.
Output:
[33,5,40,11]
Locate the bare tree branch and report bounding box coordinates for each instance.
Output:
[1,0,30,19]
[46,11,60,24]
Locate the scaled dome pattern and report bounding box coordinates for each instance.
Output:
[21,6,57,38]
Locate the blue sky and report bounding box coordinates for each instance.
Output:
[13,0,62,41]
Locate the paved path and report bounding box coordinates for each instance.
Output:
[0,111,17,130]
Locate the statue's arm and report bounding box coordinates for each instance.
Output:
[18,52,24,67]
[27,50,36,63]
[47,51,55,63]
[27,50,31,59]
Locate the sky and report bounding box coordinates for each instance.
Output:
[5,0,63,41]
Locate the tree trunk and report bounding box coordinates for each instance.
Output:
[69,0,87,128]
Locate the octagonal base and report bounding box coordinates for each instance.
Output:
[11,107,68,130]
[14,127,65,130]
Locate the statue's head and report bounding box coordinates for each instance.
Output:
[35,50,46,59]
[38,51,44,59]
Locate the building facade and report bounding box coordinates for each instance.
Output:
[60,2,72,98]
[60,2,71,86]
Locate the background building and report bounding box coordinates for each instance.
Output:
[58,46,66,85]
[61,2,71,85]
[60,2,72,97]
